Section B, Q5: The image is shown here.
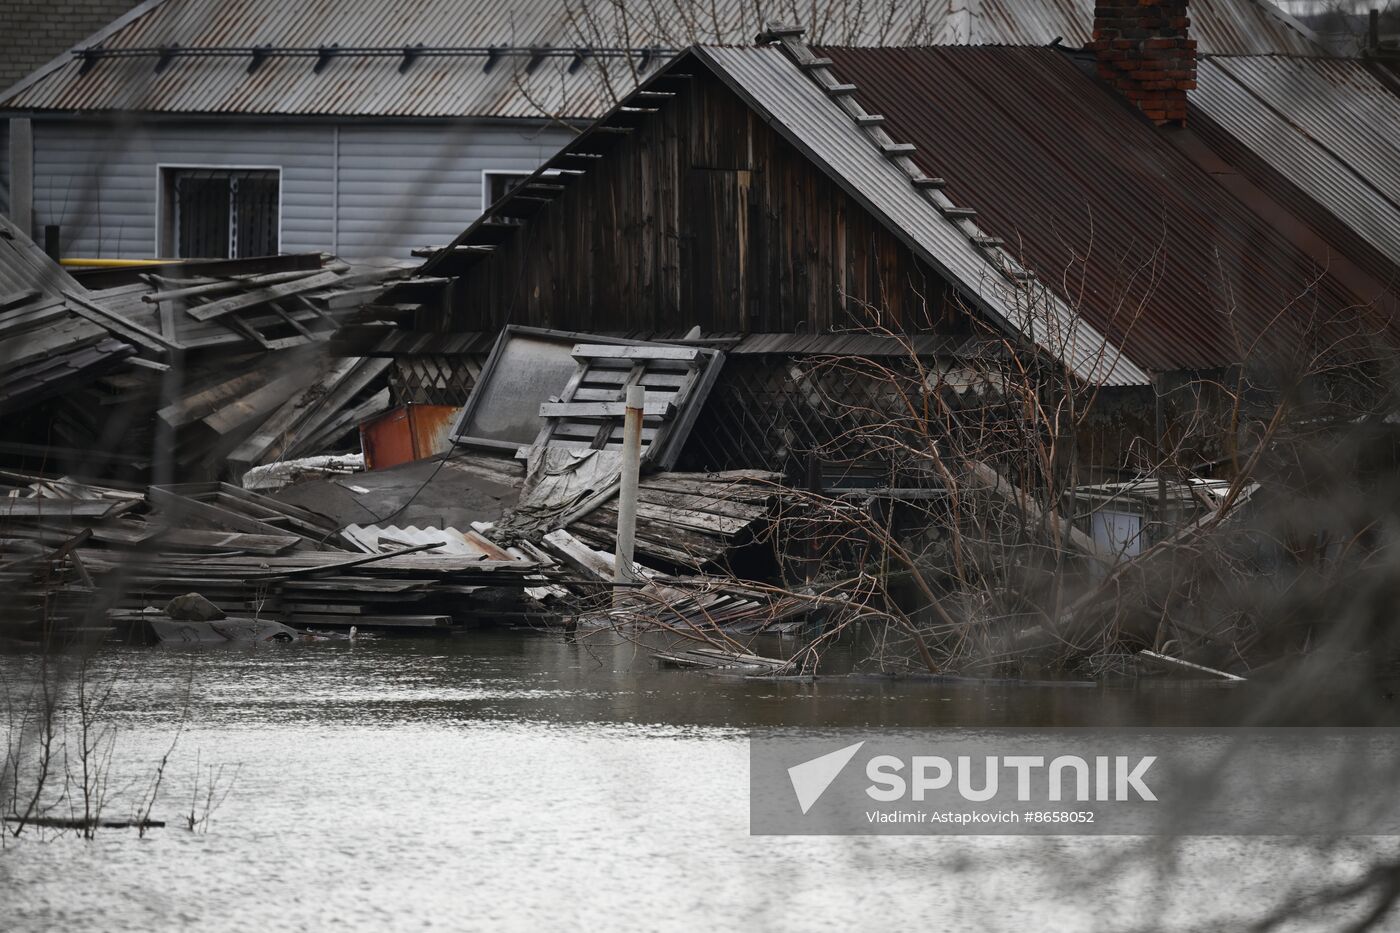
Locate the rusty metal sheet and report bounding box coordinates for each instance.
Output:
[359,403,458,470]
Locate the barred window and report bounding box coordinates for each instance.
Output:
[161,168,280,259]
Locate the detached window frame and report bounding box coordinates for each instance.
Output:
[158,165,282,259]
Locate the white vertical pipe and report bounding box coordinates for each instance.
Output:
[614,384,645,593]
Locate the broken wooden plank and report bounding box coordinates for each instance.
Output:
[158,369,272,428]
[293,613,451,629]
[146,485,311,541]
[227,357,389,469]
[1138,650,1245,682]
[62,289,182,354]
[142,267,328,304]
[184,269,348,321]
[541,529,615,581]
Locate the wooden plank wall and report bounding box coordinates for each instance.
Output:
[441,73,961,336]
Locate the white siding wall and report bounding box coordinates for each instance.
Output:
[337,123,572,258]
[27,119,573,260]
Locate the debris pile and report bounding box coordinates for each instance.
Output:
[0,470,558,639]
[1,220,426,481]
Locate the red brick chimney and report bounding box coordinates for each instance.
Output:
[1090,0,1197,126]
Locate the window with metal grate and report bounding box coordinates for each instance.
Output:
[162,167,280,259]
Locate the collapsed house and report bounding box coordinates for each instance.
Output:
[6,2,1400,675]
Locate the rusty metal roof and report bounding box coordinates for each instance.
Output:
[821,45,1399,373]
[1,0,1326,118]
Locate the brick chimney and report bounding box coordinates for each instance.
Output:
[1090,1,1197,126]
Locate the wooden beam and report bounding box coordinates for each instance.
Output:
[571,344,700,362]
[62,289,180,354]
[538,400,676,418]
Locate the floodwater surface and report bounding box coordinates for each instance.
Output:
[1,632,1394,932]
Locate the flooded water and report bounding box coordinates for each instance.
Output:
[2,632,1395,931]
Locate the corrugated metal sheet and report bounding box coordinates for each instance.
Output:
[1193,56,1400,269]
[696,45,1147,386]
[341,523,515,559]
[1181,0,1322,56]
[951,0,1321,54]
[1,0,1324,118]
[821,45,1399,374]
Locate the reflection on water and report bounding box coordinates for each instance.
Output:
[1,632,1392,931]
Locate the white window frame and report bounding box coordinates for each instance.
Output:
[156,163,284,259]
[480,168,560,213]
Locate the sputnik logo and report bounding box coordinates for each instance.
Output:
[788,741,865,814]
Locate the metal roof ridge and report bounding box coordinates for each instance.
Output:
[753,29,1145,386]
[759,31,1045,288]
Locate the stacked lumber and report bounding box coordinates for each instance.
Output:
[540,528,815,635]
[79,548,540,632]
[564,470,780,570]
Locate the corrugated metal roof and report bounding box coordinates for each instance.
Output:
[940,0,1321,54]
[693,45,1147,386]
[1,0,1325,117]
[1192,56,1400,269]
[820,45,1399,374]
